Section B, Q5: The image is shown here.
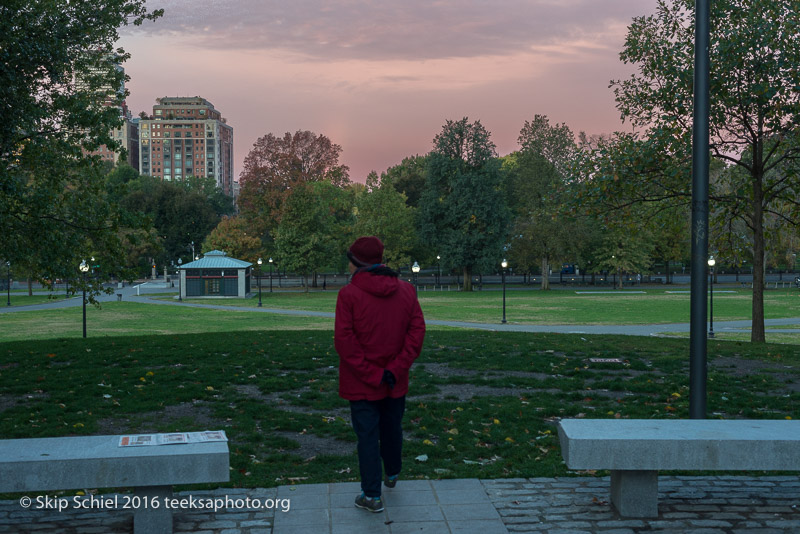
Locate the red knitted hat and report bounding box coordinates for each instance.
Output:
[348,236,384,266]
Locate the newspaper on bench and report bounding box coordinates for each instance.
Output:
[119,430,227,447]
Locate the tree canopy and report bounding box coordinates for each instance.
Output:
[581,0,800,341]
[0,0,161,290]
[419,118,510,290]
[237,130,350,236]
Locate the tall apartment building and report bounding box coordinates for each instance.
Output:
[92,101,140,169]
[80,60,140,170]
[138,97,234,196]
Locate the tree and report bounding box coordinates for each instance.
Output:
[419,118,510,291]
[507,115,583,289]
[518,115,577,179]
[353,172,417,268]
[274,182,350,291]
[0,0,161,294]
[590,0,800,341]
[202,216,263,264]
[384,155,429,208]
[121,176,230,270]
[237,130,350,243]
[592,222,655,290]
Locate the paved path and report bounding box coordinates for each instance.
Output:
[3,475,800,533]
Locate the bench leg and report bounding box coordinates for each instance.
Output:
[134,485,173,534]
[610,470,658,518]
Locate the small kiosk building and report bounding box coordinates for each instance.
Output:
[179,250,252,298]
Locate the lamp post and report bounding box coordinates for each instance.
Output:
[257,258,263,307]
[501,259,508,324]
[412,261,420,295]
[269,257,274,293]
[6,261,10,307]
[177,258,183,301]
[708,256,715,338]
[80,259,89,338]
[436,255,441,287]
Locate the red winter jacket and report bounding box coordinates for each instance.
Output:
[335,270,426,401]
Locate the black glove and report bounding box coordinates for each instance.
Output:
[382,370,396,389]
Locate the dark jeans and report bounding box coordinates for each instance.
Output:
[349,396,406,498]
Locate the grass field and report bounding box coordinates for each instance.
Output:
[0,302,332,342]
[2,288,798,343]
[156,286,800,325]
[2,294,71,307]
[1,329,798,494]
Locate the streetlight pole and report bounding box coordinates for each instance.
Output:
[436,255,441,287]
[501,259,508,324]
[177,258,183,301]
[80,259,89,338]
[708,256,715,338]
[257,258,263,307]
[412,261,420,296]
[6,261,10,306]
[269,257,274,293]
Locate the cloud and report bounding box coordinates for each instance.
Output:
[129,0,651,61]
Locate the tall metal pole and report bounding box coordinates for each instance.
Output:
[501,259,508,324]
[708,266,714,337]
[690,0,710,419]
[6,262,10,306]
[178,258,183,301]
[82,272,87,339]
[501,269,507,324]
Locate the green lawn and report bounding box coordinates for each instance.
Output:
[3,288,798,343]
[2,294,72,307]
[157,287,799,325]
[0,329,797,494]
[0,302,332,342]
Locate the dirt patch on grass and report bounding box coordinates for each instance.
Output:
[419,362,551,380]
[0,394,18,413]
[96,402,224,434]
[272,430,355,460]
[711,356,800,393]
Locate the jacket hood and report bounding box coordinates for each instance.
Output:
[351,270,400,298]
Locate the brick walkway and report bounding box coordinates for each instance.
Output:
[2,476,800,533]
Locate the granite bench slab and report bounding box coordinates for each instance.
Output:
[0,435,229,534]
[558,419,800,518]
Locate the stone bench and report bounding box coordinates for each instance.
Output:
[557,419,800,518]
[0,435,229,533]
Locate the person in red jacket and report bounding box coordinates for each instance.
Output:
[335,236,426,513]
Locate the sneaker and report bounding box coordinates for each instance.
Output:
[355,492,384,513]
[384,474,399,488]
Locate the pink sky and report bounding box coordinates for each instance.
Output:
[119,0,659,183]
